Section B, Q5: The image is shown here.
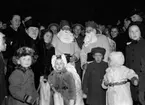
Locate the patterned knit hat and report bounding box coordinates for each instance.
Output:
[12,47,38,65]
[91,47,106,57]
[85,21,98,29]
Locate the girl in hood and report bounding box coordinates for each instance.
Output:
[102,51,138,105]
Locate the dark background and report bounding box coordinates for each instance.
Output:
[1,0,145,26]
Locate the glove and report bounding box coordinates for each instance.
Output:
[82,63,87,70]
[70,55,78,63]
[24,95,32,103]
[131,77,138,86]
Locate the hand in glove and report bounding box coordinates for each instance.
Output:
[82,63,87,70]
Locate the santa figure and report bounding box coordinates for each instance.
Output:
[51,20,80,66]
[80,21,112,71]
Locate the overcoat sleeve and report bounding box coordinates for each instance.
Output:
[101,68,109,89]
[82,64,90,94]
[9,70,26,102]
[126,68,138,80]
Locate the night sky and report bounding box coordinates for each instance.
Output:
[1,0,145,26]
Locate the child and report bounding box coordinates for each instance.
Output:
[102,51,139,105]
[40,54,84,105]
[48,54,76,105]
[82,47,108,105]
[8,47,39,105]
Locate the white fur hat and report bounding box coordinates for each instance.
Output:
[51,54,67,70]
[109,51,125,66]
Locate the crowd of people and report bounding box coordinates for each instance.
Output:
[0,8,145,105]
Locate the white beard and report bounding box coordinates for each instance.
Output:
[84,32,97,47]
[57,30,74,44]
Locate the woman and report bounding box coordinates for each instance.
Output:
[37,29,55,76]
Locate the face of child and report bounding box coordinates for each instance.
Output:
[18,55,32,68]
[129,25,141,41]
[93,53,103,63]
[55,59,65,71]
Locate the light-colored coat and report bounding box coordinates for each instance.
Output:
[102,66,138,105]
[52,35,80,59]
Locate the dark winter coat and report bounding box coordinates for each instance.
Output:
[8,66,39,105]
[82,61,108,105]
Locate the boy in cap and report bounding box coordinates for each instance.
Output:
[82,47,108,105]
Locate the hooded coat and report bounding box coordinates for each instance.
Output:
[102,52,138,105]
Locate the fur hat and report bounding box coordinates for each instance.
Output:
[60,20,70,29]
[12,47,38,65]
[85,21,98,29]
[91,47,106,57]
[109,51,125,66]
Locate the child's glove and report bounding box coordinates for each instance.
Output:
[131,77,138,86]
[32,97,39,105]
[134,79,138,86]
[83,93,87,98]
[82,63,87,70]
[70,55,78,63]
[104,81,109,86]
[24,95,32,104]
